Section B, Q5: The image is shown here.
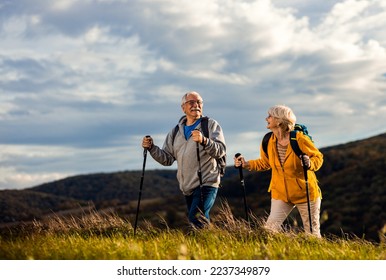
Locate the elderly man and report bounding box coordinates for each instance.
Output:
[142,91,226,229]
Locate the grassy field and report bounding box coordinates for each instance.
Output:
[0,205,384,260]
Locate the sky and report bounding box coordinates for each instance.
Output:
[1,0,385,190]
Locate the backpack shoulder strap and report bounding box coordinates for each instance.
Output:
[262,132,272,157]
[290,130,303,157]
[171,124,179,145]
[200,116,209,138]
[201,116,226,177]
[171,115,186,145]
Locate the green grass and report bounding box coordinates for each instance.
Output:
[0,205,384,260]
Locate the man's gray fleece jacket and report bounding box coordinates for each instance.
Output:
[148,116,226,196]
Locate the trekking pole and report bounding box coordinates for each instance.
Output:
[235,153,249,222]
[195,129,203,187]
[196,142,203,187]
[301,154,313,234]
[195,130,205,213]
[134,135,150,236]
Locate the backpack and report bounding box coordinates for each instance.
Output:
[171,116,226,177]
[262,123,313,158]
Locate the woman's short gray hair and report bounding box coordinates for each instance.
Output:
[268,105,296,132]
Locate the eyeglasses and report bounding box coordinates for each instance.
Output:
[183,100,203,106]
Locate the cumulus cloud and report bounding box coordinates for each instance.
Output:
[1,0,385,189]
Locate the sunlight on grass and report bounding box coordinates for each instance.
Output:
[0,204,384,260]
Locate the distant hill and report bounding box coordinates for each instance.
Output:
[1,133,385,242]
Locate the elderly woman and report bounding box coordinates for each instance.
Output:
[234,105,323,237]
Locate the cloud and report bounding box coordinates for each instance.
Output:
[1,0,385,189]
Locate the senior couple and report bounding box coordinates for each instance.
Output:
[141,91,323,238]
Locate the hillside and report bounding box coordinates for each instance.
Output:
[1,132,385,242]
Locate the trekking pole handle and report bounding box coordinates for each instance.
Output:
[193,128,202,141]
[300,154,309,180]
[234,153,244,182]
[143,135,152,152]
[234,153,242,166]
[142,136,150,170]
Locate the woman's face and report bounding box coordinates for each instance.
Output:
[266,113,279,130]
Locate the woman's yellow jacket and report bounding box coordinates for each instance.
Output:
[248,132,323,204]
